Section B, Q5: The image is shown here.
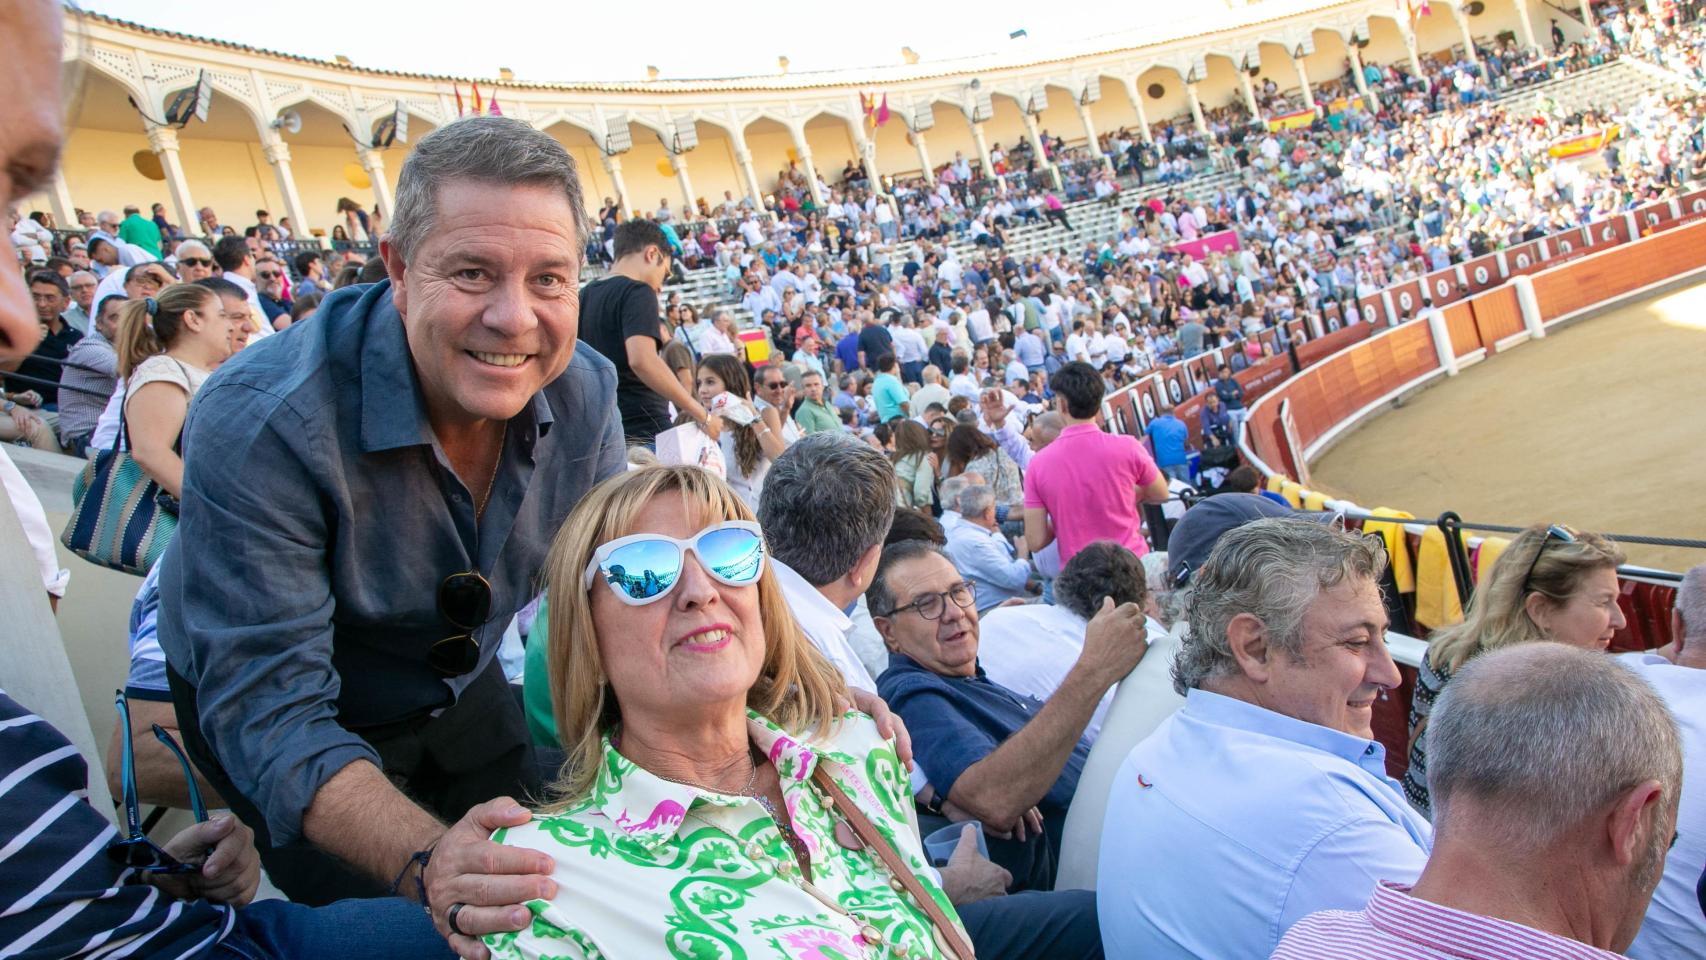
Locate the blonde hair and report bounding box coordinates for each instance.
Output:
[1428,524,1626,674]
[538,465,846,808]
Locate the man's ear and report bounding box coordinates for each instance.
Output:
[873,614,901,653]
[1224,612,1275,683]
[379,238,407,314]
[1605,779,1666,868]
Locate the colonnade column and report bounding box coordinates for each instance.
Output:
[1402,28,1427,80]
[355,146,394,221]
[1076,100,1110,170]
[1185,82,1210,138]
[1119,77,1155,145]
[1020,111,1062,189]
[602,153,631,216]
[1513,0,1540,50]
[261,139,315,245]
[733,147,762,208]
[1238,68,1262,122]
[1451,4,1480,62]
[670,153,696,216]
[967,116,994,183]
[45,170,76,232]
[1291,53,1316,112]
[145,125,197,240]
[788,125,825,207]
[1347,43,1379,111]
[911,127,935,185]
[1579,0,1598,35]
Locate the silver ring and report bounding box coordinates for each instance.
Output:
[447,902,472,937]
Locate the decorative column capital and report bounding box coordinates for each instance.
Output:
[357,146,386,175]
[145,125,180,153]
[263,141,292,165]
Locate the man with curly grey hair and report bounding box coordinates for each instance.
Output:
[1097,517,1431,960]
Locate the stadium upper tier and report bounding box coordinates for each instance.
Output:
[36,0,1613,240]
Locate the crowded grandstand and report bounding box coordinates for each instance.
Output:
[4,0,1706,957]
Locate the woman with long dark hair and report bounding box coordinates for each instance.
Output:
[692,353,784,509]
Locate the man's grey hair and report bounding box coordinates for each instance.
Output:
[1056,541,1149,621]
[938,475,972,514]
[174,239,211,260]
[389,116,590,264]
[1172,518,1386,695]
[1428,644,1681,850]
[957,484,995,520]
[867,539,949,618]
[68,269,98,285]
[757,433,896,587]
[1677,563,1706,640]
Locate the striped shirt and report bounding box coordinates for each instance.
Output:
[1271,880,1624,959]
[0,689,235,959]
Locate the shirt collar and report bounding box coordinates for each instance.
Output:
[356,282,555,453]
[1183,688,1387,770]
[772,559,851,635]
[592,709,854,852]
[1363,881,1623,959]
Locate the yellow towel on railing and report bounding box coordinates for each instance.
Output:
[1364,508,1417,593]
[1302,491,1329,513]
[1278,481,1303,509]
[1476,537,1511,586]
[1415,526,1470,629]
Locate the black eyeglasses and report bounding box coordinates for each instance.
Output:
[178,257,213,268]
[430,571,492,676]
[882,582,976,621]
[106,691,207,874]
[256,271,282,280]
[1520,524,1577,594]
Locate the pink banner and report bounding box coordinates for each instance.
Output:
[1167,230,1242,260]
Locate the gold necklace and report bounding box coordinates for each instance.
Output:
[475,423,508,519]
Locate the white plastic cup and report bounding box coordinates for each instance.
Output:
[923,820,989,866]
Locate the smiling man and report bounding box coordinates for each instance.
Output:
[1097,517,1432,960]
[155,116,625,952]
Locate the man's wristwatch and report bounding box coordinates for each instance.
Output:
[920,787,946,817]
[2,400,15,413]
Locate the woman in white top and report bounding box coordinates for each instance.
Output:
[692,353,784,510]
[114,280,245,498]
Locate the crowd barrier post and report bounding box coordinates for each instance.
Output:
[1421,307,1459,377]
[1511,274,1545,339]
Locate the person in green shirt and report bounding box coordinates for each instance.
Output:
[792,370,841,435]
[871,353,911,422]
[117,205,162,258]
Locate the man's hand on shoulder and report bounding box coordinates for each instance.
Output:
[424,797,556,960]
[1075,596,1150,689]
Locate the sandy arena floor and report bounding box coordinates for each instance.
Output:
[1310,279,1706,573]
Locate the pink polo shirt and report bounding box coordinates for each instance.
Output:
[1022,422,1160,563]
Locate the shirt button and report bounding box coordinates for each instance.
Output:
[1364,744,1377,756]
[450,493,464,503]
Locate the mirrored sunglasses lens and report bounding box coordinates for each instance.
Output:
[697,528,765,584]
[599,539,684,601]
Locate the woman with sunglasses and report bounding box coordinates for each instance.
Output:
[1403,524,1628,817]
[487,466,970,960]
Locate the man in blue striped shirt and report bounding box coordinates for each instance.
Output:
[1,688,453,959]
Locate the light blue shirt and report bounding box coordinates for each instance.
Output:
[941,514,1031,612]
[1097,689,1432,960]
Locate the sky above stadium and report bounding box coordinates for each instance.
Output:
[79,0,1206,82]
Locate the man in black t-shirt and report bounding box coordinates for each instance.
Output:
[577,219,719,447]
[857,309,896,371]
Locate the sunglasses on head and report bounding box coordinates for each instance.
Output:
[107,691,208,874]
[583,521,766,605]
[1520,524,1577,594]
[430,571,491,675]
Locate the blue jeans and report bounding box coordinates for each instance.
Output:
[1161,462,1191,483]
[213,897,455,960]
[958,890,1102,960]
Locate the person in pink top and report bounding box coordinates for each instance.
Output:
[1272,643,1682,960]
[1023,361,1169,564]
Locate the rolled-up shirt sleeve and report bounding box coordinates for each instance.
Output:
[159,384,378,846]
[989,423,1033,470]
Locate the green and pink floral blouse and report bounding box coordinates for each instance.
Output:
[484,709,963,960]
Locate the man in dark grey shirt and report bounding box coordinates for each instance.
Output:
[156,117,624,950]
[55,293,122,456]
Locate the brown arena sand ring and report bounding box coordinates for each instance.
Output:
[1310,280,1706,574]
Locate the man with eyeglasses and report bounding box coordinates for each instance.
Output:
[870,539,1148,890]
[254,259,290,328]
[753,363,802,444]
[63,269,98,334]
[174,239,217,282]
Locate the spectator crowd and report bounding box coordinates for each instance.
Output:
[4,2,1706,959]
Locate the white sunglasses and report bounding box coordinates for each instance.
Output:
[582,521,767,606]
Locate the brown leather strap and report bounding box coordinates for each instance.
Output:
[811,766,976,960]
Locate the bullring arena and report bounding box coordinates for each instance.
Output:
[5,0,1706,956]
